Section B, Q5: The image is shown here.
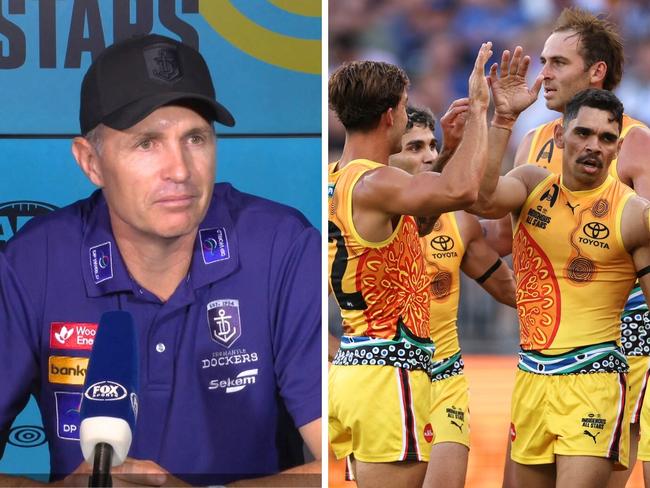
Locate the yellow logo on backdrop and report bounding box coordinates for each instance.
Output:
[49,356,89,385]
[199,0,321,74]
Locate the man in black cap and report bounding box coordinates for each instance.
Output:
[0,34,321,486]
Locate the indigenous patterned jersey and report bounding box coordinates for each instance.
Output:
[328,160,431,340]
[420,212,464,360]
[525,114,646,179]
[526,114,649,353]
[513,174,636,352]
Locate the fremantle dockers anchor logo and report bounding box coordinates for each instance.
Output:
[144,46,181,83]
[207,299,242,348]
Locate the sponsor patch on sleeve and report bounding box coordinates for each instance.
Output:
[48,356,89,385]
[54,391,82,440]
[50,322,97,350]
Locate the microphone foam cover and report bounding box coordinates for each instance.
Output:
[79,311,139,465]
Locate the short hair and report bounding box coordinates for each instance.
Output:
[563,89,624,132]
[406,106,436,132]
[84,124,105,155]
[553,7,624,91]
[329,61,409,132]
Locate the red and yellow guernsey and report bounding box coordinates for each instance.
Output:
[526,114,645,179]
[328,160,431,341]
[419,212,464,361]
[513,173,636,353]
[526,115,650,359]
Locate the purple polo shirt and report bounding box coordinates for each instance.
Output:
[0,183,321,485]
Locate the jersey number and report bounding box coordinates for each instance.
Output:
[328,221,367,310]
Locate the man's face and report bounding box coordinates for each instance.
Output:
[388,90,409,154]
[389,124,438,175]
[558,106,621,188]
[91,105,216,241]
[540,31,593,112]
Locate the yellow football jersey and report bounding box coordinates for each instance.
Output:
[513,174,636,352]
[419,212,465,360]
[328,160,431,340]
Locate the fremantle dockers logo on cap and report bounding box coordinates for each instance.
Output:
[144,45,181,83]
[207,299,241,348]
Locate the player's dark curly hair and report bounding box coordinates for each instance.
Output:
[406,106,436,132]
[553,8,624,91]
[564,89,624,131]
[329,61,409,132]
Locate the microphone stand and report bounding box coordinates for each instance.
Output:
[89,442,113,487]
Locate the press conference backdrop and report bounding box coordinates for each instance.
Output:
[0,0,321,478]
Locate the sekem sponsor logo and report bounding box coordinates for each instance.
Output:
[209,368,258,393]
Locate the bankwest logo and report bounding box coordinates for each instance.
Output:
[209,369,258,394]
[50,322,97,350]
[48,356,88,385]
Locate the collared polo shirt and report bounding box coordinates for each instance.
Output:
[0,183,321,485]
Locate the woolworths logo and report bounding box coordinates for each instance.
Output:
[48,356,88,385]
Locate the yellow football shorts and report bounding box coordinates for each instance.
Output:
[630,357,650,461]
[430,373,470,448]
[627,356,650,423]
[329,364,433,462]
[510,369,629,467]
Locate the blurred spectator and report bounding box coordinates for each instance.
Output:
[617,38,650,124]
[329,0,650,158]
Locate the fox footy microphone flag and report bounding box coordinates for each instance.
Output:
[79,311,139,466]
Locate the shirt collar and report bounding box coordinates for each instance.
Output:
[189,183,240,289]
[81,191,133,297]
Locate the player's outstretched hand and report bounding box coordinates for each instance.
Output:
[440,97,470,153]
[468,42,493,110]
[488,45,543,122]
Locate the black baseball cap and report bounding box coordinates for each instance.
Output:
[80,34,235,135]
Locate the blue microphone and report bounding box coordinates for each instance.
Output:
[79,311,139,486]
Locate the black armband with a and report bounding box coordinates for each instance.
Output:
[476,258,503,284]
[637,266,650,279]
